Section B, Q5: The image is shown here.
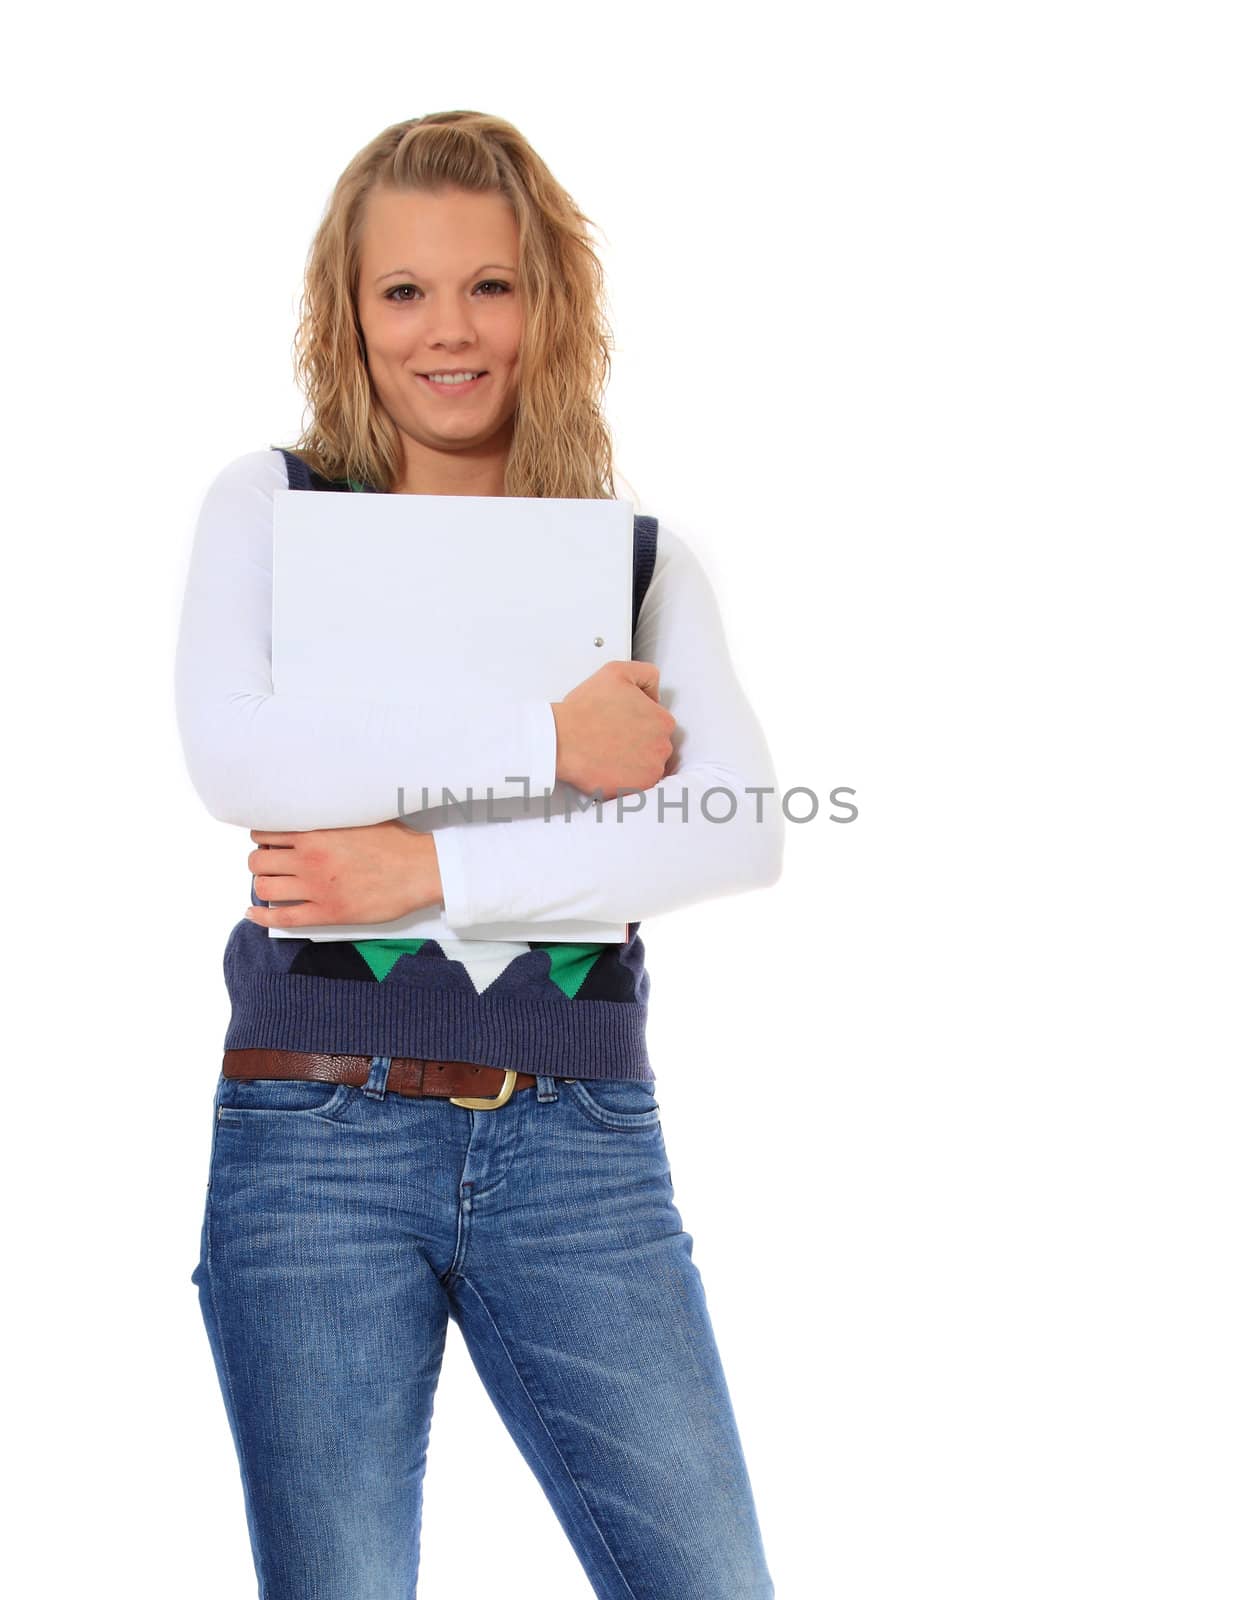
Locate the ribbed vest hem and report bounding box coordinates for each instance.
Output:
[222,974,654,1081]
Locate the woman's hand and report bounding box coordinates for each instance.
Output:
[552,659,678,799]
[243,820,443,929]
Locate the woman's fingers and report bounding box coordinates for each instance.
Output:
[245,901,318,927]
[252,874,312,900]
[247,845,298,875]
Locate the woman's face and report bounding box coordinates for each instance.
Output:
[355,185,523,488]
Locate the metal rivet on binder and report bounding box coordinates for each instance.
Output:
[593,636,604,646]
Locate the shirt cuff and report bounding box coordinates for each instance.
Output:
[431,825,475,930]
[521,699,558,797]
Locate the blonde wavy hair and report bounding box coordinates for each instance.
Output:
[283,111,618,499]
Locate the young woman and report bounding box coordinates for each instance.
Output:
[176,110,784,1599]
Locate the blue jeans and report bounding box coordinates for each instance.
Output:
[191,1057,775,1598]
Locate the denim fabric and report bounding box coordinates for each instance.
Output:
[191,1057,774,1598]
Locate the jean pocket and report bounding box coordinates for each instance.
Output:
[563,1076,661,1131]
[216,1075,355,1126]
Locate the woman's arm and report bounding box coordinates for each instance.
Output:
[173,450,557,830]
[430,520,785,929]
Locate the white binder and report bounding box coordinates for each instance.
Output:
[267,488,636,943]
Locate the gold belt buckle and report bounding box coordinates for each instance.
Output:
[448,1068,518,1111]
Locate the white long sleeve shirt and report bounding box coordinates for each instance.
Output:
[174,448,784,952]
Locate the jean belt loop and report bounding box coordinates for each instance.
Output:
[535,1073,558,1103]
[362,1055,393,1100]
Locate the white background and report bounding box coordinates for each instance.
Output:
[4,2,1243,1595]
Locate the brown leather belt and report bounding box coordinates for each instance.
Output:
[223,1047,539,1110]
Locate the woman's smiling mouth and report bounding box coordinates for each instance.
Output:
[416,370,488,394]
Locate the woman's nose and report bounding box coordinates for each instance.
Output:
[421,300,478,347]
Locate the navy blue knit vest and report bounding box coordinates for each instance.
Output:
[220,446,660,1081]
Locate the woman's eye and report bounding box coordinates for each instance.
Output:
[385,281,511,303]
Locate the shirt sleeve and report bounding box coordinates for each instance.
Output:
[173,449,558,830]
[430,517,785,929]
